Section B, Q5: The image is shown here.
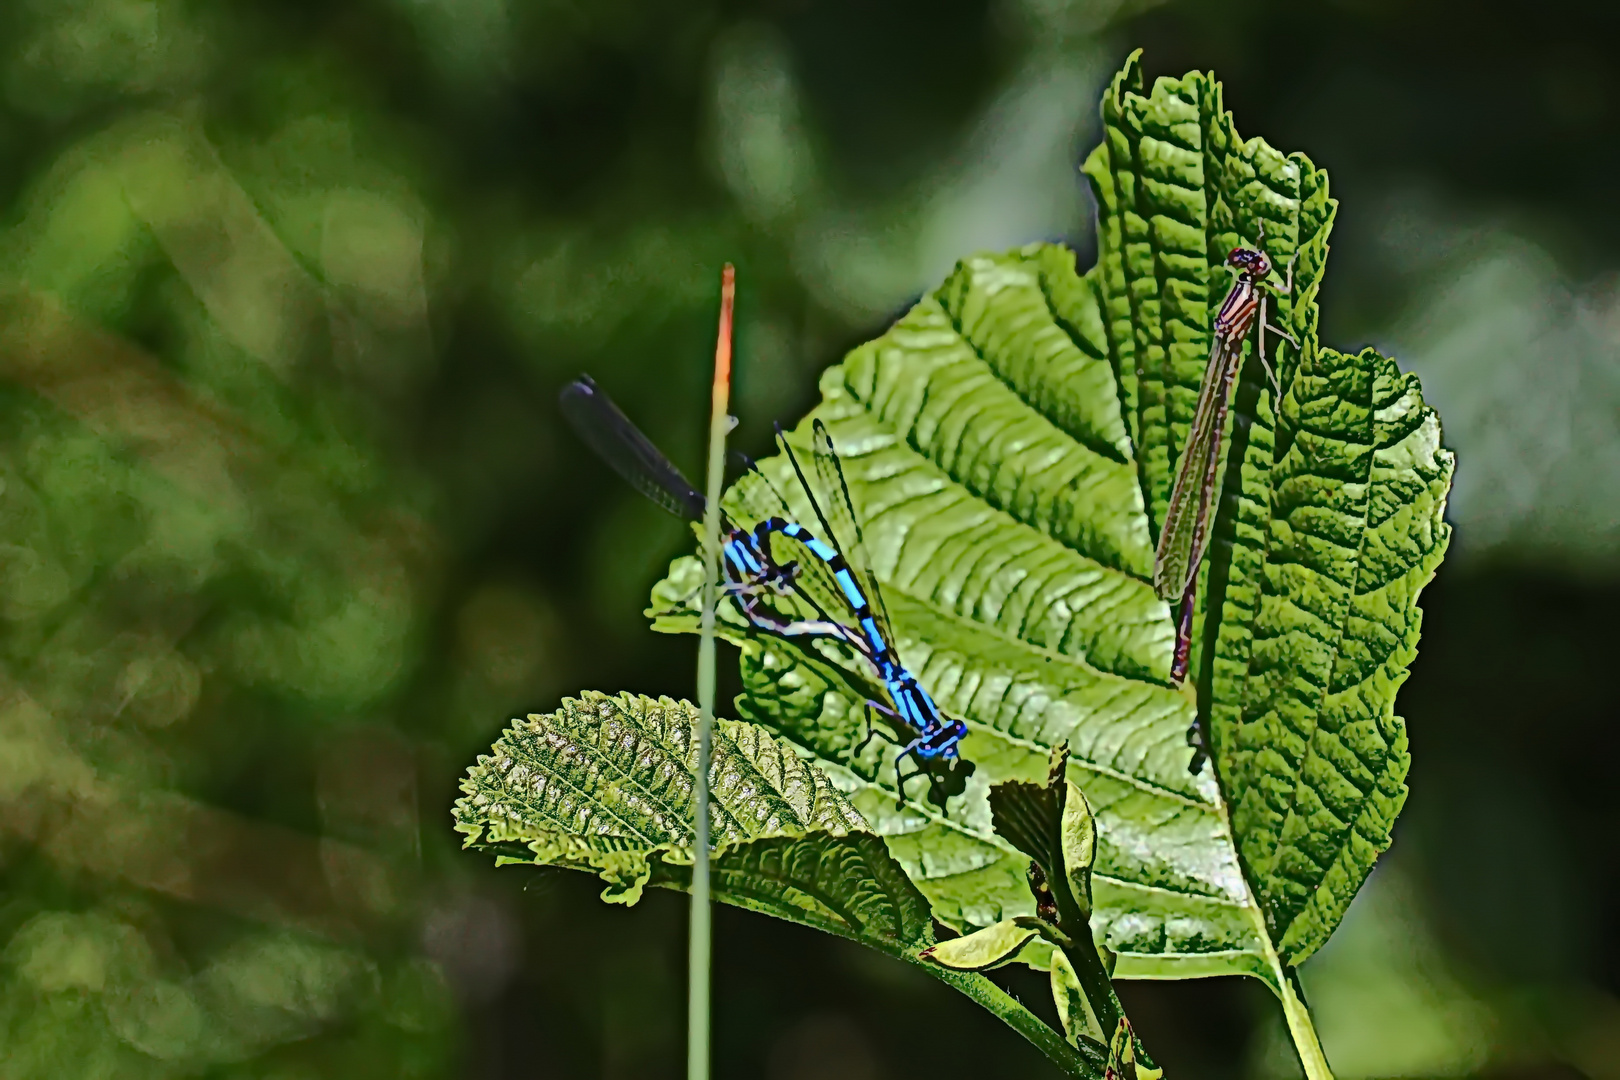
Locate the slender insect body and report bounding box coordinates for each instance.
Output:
[770,422,974,802]
[755,484,970,788]
[772,520,904,675]
[1152,239,1296,769]
[776,523,868,615]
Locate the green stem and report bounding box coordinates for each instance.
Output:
[1046,853,1122,1043]
[915,962,1106,1079]
[1058,932,1122,1042]
[688,263,734,1080]
[1227,811,1335,1079]
[1281,967,1334,1080]
[1048,883,1121,1041]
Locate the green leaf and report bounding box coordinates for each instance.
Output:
[654,242,1260,979]
[454,691,869,906]
[1062,778,1098,907]
[455,691,1108,1077]
[1214,343,1451,966]
[919,919,1039,972]
[984,746,1098,919]
[1050,950,1103,1048]
[988,750,1073,884]
[648,49,1453,1029]
[1087,54,1452,974]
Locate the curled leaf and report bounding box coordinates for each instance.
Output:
[1061,779,1097,913]
[1050,949,1104,1047]
[921,919,1038,973]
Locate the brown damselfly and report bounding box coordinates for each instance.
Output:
[1153,236,1296,736]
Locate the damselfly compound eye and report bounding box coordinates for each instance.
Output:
[1226,246,1271,277]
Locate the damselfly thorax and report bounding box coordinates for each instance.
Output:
[1211,247,1269,340]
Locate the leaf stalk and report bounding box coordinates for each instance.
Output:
[1281,968,1334,1080]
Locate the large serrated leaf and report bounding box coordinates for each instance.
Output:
[1218,346,1451,966]
[648,51,1453,1004]
[455,691,1105,1076]
[454,691,868,905]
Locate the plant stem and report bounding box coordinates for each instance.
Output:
[917,962,1105,1079]
[1057,929,1122,1041]
[1223,798,1336,1079]
[689,263,734,1080]
[1281,967,1335,1080]
[1040,904,1120,1042]
[1046,844,1122,1040]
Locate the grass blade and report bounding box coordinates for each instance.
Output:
[690,262,734,1080]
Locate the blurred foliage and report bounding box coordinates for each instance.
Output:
[0,0,1615,1078]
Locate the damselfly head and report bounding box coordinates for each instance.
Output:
[1226,246,1271,278]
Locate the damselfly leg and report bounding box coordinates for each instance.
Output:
[1253,250,1300,399]
[852,698,903,757]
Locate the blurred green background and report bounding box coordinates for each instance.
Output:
[0,0,1616,1077]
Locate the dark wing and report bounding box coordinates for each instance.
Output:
[558,376,706,520]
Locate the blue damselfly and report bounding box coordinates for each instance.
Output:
[773,420,971,805]
[560,378,972,806]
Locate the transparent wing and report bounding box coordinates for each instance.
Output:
[558,376,706,520]
[804,420,897,655]
[1152,331,1243,601]
[718,456,837,616]
[727,451,795,525]
[724,451,871,657]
